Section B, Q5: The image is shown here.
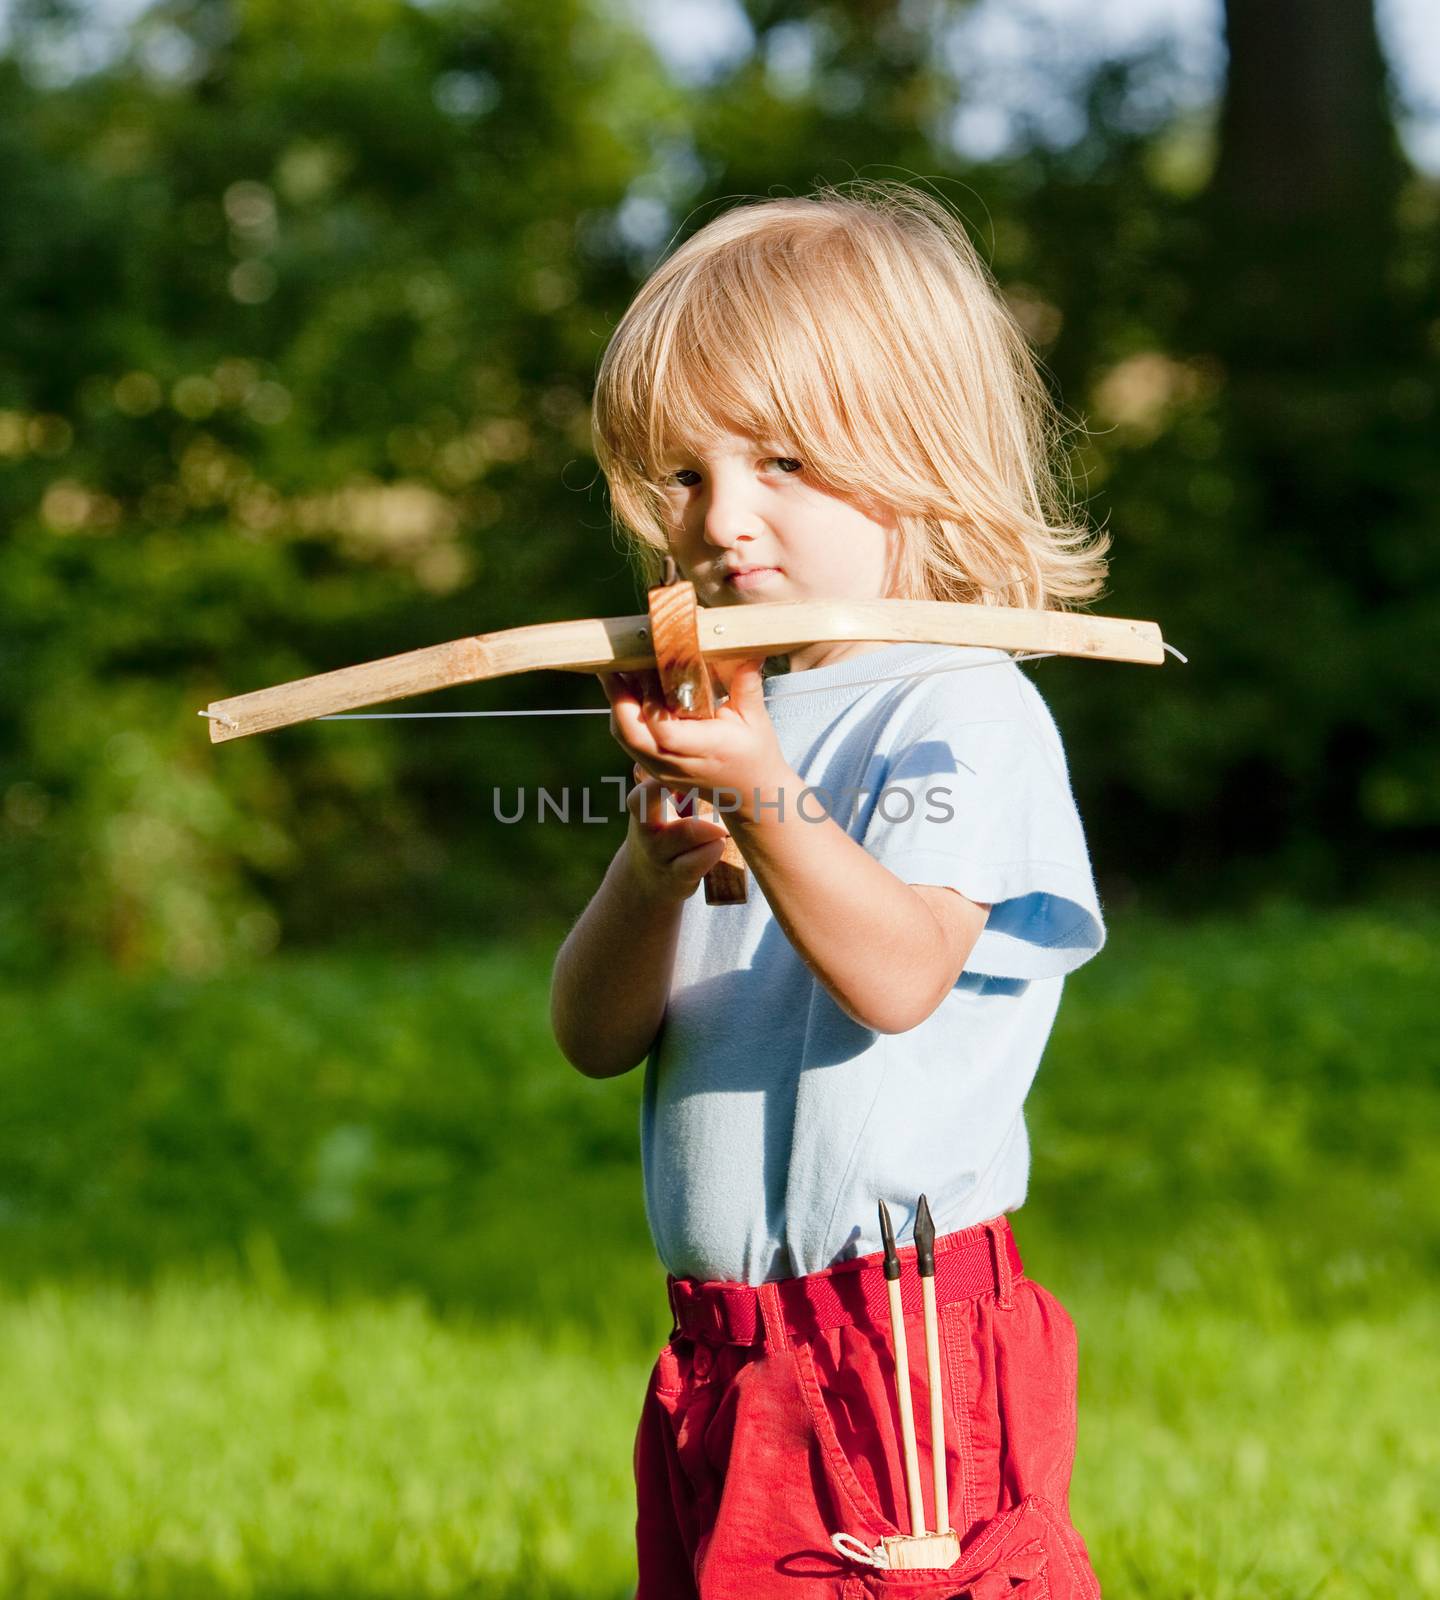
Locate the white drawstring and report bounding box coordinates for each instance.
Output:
[831,1531,889,1569]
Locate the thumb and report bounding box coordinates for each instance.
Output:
[718,656,768,715]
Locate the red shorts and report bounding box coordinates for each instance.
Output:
[634,1216,1101,1598]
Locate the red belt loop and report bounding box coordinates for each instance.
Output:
[757,1281,790,1353]
[986,1219,1014,1310]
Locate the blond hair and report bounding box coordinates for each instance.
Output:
[590,180,1108,610]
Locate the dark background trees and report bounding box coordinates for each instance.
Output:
[1,0,1434,974]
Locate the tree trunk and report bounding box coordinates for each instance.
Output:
[1207,0,1407,359]
[1215,0,1399,225]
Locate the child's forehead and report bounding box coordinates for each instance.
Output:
[658,425,793,459]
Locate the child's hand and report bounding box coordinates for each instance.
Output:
[622,763,731,902]
[599,660,790,821]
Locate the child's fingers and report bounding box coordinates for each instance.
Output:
[627,774,671,828]
[596,670,636,707]
[712,656,768,718]
[600,668,662,706]
[604,669,692,756]
[670,834,728,877]
[606,685,664,761]
[629,768,694,825]
[710,655,765,697]
[624,774,730,893]
[627,777,722,837]
[651,827,729,891]
[637,669,669,724]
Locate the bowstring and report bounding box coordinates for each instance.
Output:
[301,649,1059,721]
[198,644,1185,727]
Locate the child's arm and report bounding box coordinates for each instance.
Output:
[550,772,728,1079]
[728,791,989,1035]
[602,660,988,1037]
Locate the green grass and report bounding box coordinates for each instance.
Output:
[0,899,1436,1597]
[0,1279,648,1599]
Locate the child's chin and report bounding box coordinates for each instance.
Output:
[724,569,785,596]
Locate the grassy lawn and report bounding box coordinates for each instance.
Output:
[0,900,1436,1597]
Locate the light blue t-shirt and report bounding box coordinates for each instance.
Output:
[640,641,1105,1285]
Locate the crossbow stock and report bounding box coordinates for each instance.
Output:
[202,581,1168,904]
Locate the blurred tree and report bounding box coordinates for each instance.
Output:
[0,0,1435,975]
[1213,0,1402,349]
[0,0,682,972]
[1159,0,1439,896]
[974,0,1439,905]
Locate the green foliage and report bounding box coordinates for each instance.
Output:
[0,0,667,973]
[0,903,1436,1595]
[0,930,659,1328]
[1,5,1437,976]
[3,901,1436,1320]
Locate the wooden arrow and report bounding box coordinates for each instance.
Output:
[914,1195,950,1538]
[879,1198,927,1539]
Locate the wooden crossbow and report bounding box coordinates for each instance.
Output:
[202,576,1168,905]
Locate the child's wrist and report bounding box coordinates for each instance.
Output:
[726,761,802,827]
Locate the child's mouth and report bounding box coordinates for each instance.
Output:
[725,567,782,590]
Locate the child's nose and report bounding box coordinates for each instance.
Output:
[702,474,763,548]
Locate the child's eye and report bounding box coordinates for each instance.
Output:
[665,469,702,488]
[770,457,803,474]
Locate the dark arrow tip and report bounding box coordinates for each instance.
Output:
[878,1199,901,1281]
[914,1194,936,1277]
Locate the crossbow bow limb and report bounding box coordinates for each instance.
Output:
[202,582,1168,904]
[202,597,1165,745]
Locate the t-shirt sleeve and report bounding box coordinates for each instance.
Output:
[855,695,1105,981]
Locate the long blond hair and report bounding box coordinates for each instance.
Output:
[591,179,1108,609]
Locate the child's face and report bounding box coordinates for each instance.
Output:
[658,429,901,671]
